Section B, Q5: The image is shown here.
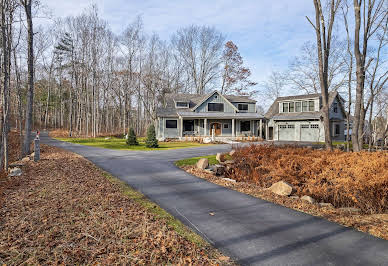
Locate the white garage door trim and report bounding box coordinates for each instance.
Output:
[278,124,295,141]
[300,124,320,142]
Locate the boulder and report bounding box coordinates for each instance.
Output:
[9,167,22,177]
[211,164,225,176]
[229,150,236,156]
[30,152,35,158]
[338,207,361,213]
[268,181,294,196]
[203,137,212,144]
[223,177,236,183]
[9,161,24,168]
[196,158,209,170]
[224,160,235,165]
[216,153,225,163]
[104,137,111,140]
[21,157,30,162]
[319,202,334,208]
[301,195,315,204]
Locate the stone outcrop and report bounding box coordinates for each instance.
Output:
[268,181,294,196]
[196,158,209,170]
[301,195,315,204]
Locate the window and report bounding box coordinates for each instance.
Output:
[279,125,287,129]
[287,125,295,129]
[309,101,315,111]
[223,123,229,129]
[333,102,338,113]
[289,102,295,112]
[240,121,251,131]
[238,103,248,111]
[282,102,289,113]
[295,102,301,112]
[311,124,319,129]
[208,103,224,112]
[301,124,309,129]
[176,101,189,108]
[302,101,308,112]
[334,124,340,135]
[166,120,177,128]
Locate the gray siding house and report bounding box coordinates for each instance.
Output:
[156,91,265,139]
[265,91,346,142]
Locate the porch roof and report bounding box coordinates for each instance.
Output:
[177,111,264,119]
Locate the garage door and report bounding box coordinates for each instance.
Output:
[300,124,320,142]
[278,124,295,141]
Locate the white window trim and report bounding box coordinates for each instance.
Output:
[175,101,189,108]
[279,99,317,113]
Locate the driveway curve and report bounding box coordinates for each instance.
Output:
[41,133,388,266]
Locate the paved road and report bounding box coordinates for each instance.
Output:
[41,133,388,266]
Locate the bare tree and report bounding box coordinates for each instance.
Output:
[307,0,342,150]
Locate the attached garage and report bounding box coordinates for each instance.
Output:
[300,124,320,142]
[278,124,295,141]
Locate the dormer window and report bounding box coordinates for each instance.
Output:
[333,102,338,113]
[281,99,316,113]
[176,101,189,108]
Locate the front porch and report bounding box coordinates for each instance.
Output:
[178,117,266,140]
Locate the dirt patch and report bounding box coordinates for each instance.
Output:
[0,145,233,265]
[182,164,388,241]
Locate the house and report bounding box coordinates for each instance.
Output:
[156,91,266,140]
[265,91,346,142]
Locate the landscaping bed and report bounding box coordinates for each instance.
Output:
[177,146,388,240]
[0,145,232,265]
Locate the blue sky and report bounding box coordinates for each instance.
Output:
[40,0,317,87]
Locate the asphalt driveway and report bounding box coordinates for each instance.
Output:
[41,133,388,266]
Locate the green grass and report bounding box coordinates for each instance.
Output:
[56,137,213,151]
[102,171,206,246]
[175,154,232,167]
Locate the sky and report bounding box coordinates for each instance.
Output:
[39,0,317,97]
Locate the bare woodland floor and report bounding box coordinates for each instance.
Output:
[183,165,388,240]
[0,143,232,265]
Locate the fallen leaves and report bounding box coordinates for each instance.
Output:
[0,145,234,265]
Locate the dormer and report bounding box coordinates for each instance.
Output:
[278,97,320,113]
[175,100,190,109]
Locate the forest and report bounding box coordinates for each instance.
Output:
[0,0,387,171]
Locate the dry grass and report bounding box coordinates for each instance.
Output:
[0,145,232,265]
[227,145,388,214]
[183,165,388,240]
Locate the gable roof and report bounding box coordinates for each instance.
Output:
[265,91,341,119]
[191,91,239,112]
[156,91,256,117]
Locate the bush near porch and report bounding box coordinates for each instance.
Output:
[226,145,388,214]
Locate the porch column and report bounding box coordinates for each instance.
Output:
[180,117,183,137]
[162,118,165,139]
[232,119,235,137]
[259,119,263,139]
[204,118,207,136]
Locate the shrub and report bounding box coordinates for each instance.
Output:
[226,144,388,214]
[126,128,138,146]
[145,124,158,148]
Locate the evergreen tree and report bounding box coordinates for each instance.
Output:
[126,128,138,145]
[145,124,159,148]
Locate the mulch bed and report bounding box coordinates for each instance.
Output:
[0,145,232,265]
[183,165,388,240]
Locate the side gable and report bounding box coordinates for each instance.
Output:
[329,93,346,120]
[192,91,238,113]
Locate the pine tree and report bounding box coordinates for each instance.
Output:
[145,124,159,148]
[126,128,138,145]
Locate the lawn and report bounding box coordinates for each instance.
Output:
[175,154,232,167]
[56,137,213,150]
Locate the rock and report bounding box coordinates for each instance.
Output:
[157,137,165,142]
[9,167,22,177]
[21,157,30,162]
[301,195,315,204]
[9,161,24,168]
[216,153,225,163]
[211,164,225,176]
[203,169,214,174]
[203,137,212,144]
[104,137,111,140]
[223,177,236,183]
[338,207,361,213]
[268,181,294,196]
[229,150,236,156]
[319,202,334,208]
[196,158,209,170]
[290,195,300,199]
[224,160,235,165]
[30,152,35,158]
